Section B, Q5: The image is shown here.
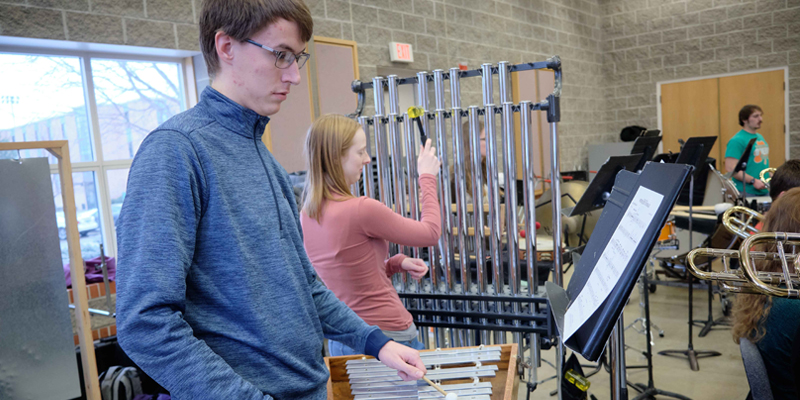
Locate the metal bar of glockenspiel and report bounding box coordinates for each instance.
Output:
[482,62,504,345]
[349,365,498,383]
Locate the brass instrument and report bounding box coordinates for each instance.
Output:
[687,232,800,297]
[722,206,764,239]
[760,167,777,189]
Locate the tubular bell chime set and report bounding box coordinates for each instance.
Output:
[348,56,566,395]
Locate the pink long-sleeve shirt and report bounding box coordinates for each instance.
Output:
[301,174,441,331]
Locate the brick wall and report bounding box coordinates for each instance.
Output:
[313,0,607,169]
[0,0,200,51]
[7,1,795,167]
[0,0,606,169]
[601,0,800,158]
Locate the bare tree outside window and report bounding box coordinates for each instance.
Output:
[0,52,187,266]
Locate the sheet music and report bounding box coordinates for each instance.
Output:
[563,186,664,341]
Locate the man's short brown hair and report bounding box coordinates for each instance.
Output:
[738,104,763,127]
[199,0,313,78]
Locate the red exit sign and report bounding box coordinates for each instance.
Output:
[389,42,414,63]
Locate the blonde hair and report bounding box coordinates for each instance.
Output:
[732,187,800,344]
[302,114,361,222]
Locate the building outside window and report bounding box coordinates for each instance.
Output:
[0,51,191,265]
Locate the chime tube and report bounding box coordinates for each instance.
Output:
[433,69,454,295]
[450,67,474,346]
[416,70,438,292]
[373,115,392,209]
[501,101,520,296]
[499,61,521,353]
[469,105,490,345]
[519,102,538,296]
[404,113,421,259]
[482,63,504,344]
[387,75,409,292]
[358,117,375,199]
[371,77,392,210]
[433,69,457,346]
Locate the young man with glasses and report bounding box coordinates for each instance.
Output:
[115,1,426,399]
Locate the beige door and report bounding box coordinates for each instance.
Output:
[661,78,721,161]
[660,70,786,172]
[719,70,785,172]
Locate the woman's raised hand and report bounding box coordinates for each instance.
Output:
[417,139,441,177]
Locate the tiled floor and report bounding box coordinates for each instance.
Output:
[516,279,749,399]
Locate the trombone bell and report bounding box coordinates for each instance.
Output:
[687,232,800,298]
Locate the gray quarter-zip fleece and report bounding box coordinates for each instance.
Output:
[116,87,390,400]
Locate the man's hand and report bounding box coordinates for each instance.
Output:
[401,258,429,280]
[377,341,427,381]
[753,179,766,190]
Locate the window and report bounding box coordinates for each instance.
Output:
[0,51,191,265]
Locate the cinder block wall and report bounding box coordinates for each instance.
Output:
[1,0,797,166]
[0,0,605,170]
[311,0,606,170]
[0,1,200,51]
[601,0,800,158]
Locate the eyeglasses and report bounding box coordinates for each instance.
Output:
[245,39,310,69]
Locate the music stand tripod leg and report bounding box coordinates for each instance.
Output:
[631,257,692,400]
[657,171,721,371]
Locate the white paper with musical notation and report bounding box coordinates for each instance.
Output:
[563,186,664,341]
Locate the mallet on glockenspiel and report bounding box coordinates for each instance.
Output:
[421,375,458,400]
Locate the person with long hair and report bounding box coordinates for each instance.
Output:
[301,114,442,356]
[732,187,800,399]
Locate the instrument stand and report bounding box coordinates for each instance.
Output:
[562,154,645,273]
[658,157,722,370]
[626,265,665,341]
[693,262,731,337]
[693,216,742,337]
[630,265,691,400]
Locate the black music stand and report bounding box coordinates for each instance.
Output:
[658,136,721,371]
[630,136,662,172]
[567,154,644,218]
[547,162,692,400]
[692,139,757,338]
[730,137,757,204]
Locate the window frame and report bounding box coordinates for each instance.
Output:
[0,44,199,258]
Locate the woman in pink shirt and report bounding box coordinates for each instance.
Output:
[301,114,442,356]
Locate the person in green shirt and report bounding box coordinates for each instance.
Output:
[724,104,770,196]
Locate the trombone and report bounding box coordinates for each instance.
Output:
[687,232,800,298]
[760,167,777,189]
[722,206,764,239]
